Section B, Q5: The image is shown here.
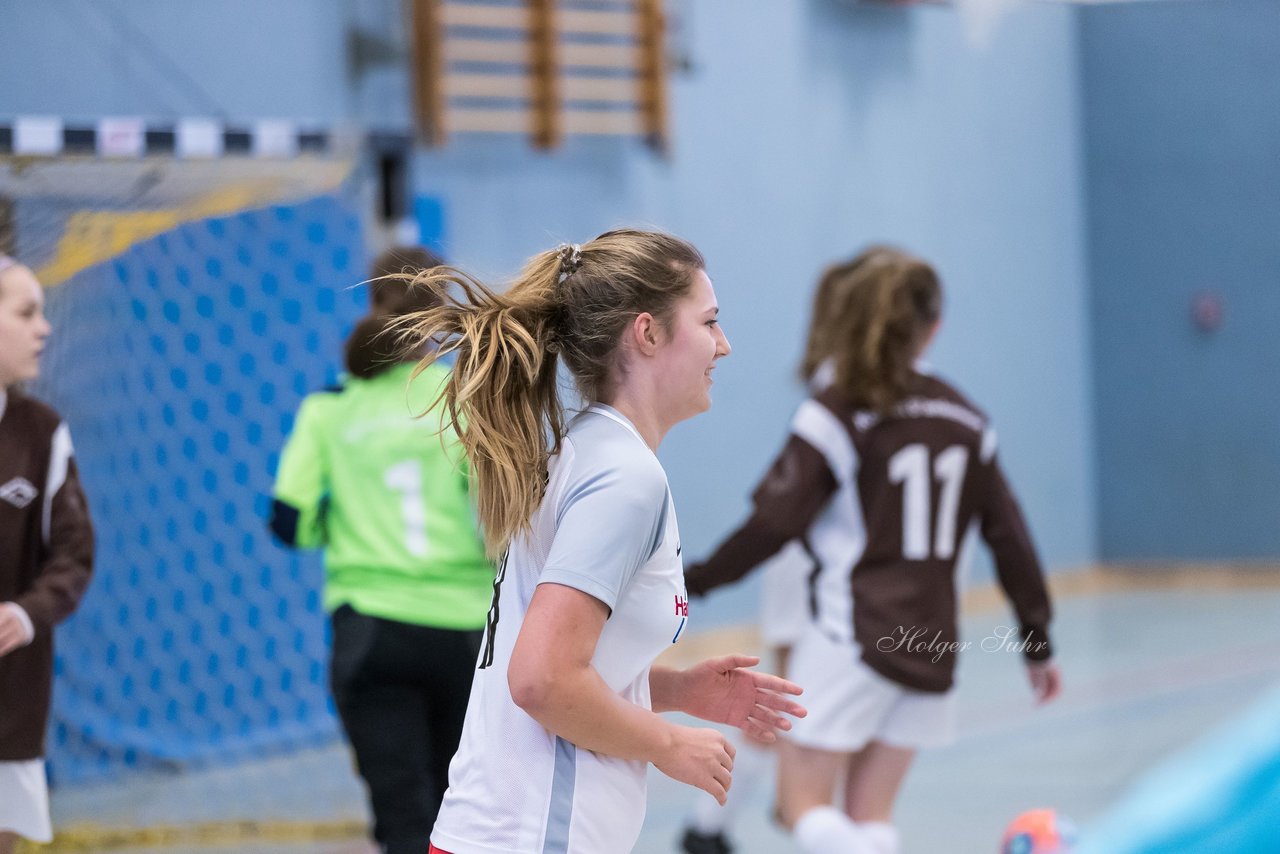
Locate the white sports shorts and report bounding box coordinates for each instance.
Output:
[758,541,814,649]
[786,624,957,752]
[0,759,53,842]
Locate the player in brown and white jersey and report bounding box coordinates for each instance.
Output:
[680,245,902,854]
[0,257,95,853]
[685,251,1060,854]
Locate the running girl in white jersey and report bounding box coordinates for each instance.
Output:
[398,229,806,854]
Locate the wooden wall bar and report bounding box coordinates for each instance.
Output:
[412,0,668,151]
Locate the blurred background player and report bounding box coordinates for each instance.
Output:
[0,256,94,853]
[268,306,495,854]
[680,244,903,854]
[396,229,804,854]
[368,245,446,318]
[685,249,1062,854]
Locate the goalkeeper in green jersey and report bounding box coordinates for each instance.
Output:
[270,311,495,854]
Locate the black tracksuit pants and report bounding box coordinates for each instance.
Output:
[329,605,481,854]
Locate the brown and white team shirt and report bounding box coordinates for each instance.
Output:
[0,390,94,760]
[686,372,1052,693]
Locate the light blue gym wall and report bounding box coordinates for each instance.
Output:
[1081,0,1280,561]
[409,2,1097,625]
[0,1,352,125]
[1,2,1097,625]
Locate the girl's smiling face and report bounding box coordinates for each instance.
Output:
[652,269,732,423]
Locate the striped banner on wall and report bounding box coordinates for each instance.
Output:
[0,117,332,158]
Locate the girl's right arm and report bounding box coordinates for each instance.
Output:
[685,434,836,596]
[508,582,738,804]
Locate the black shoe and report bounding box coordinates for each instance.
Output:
[680,828,734,854]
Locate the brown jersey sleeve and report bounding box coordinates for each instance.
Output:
[16,455,95,632]
[979,457,1053,662]
[685,435,837,596]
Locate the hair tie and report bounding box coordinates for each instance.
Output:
[556,243,582,282]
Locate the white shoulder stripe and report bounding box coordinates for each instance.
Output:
[981,426,998,464]
[43,422,74,544]
[790,400,857,483]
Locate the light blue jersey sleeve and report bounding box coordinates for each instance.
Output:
[539,420,670,612]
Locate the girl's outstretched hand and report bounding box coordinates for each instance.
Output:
[1027,659,1062,705]
[677,654,806,742]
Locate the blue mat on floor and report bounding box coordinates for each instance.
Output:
[1079,681,1280,853]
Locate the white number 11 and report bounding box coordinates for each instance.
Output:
[887,444,969,561]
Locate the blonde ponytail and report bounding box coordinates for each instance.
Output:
[398,229,703,557]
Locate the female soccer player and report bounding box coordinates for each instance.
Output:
[685,249,1061,854]
[400,229,805,854]
[271,312,495,854]
[681,244,902,854]
[0,256,95,853]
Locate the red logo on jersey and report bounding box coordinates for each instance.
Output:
[674,595,689,617]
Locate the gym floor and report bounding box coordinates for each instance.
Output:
[44,567,1280,853]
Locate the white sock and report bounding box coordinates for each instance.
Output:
[793,806,876,854]
[862,821,900,854]
[689,734,772,835]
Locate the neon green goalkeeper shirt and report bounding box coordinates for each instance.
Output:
[271,361,494,630]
